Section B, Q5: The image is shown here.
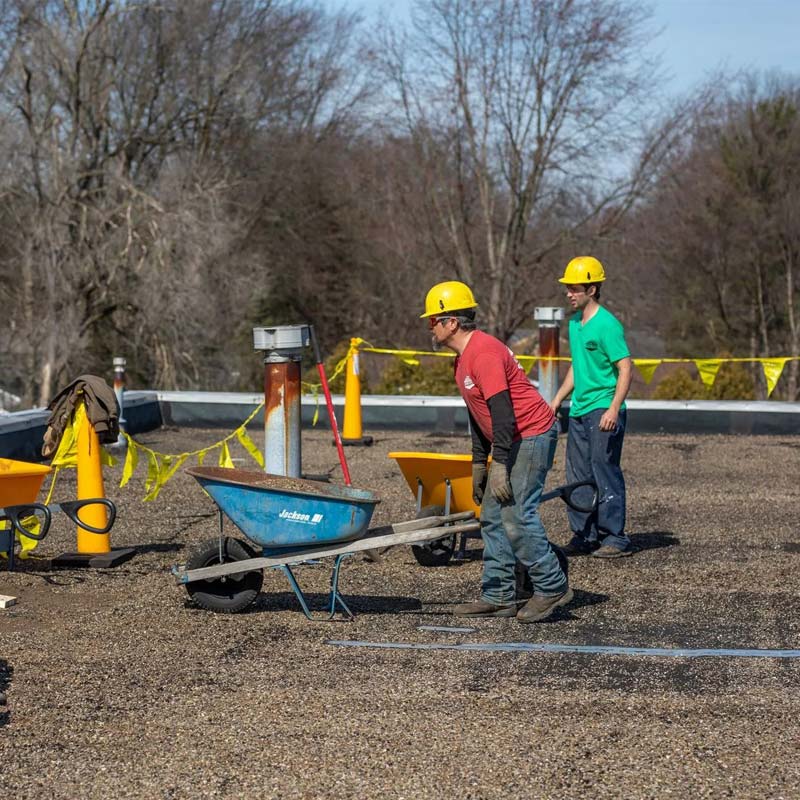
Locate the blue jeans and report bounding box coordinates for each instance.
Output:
[480,423,567,604]
[566,408,628,550]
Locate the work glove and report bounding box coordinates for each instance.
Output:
[489,463,513,503]
[472,462,488,506]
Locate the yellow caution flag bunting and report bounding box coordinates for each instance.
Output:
[143,456,167,501]
[301,384,321,427]
[761,358,789,397]
[694,359,723,389]
[327,348,355,384]
[43,468,59,506]
[633,359,662,384]
[218,441,235,469]
[47,401,117,468]
[50,402,83,468]
[143,456,170,502]
[163,454,188,483]
[110,347,800,502]
[352,343,800,397]
[120,436,139,487]
[144,454,186,502]
[354,344,800,399]
[515,355,535,371]
[236,427,264,468]
[14,465,64,558]
[144,450,160,494]
[16,514,41,558]
[119,402,267,498]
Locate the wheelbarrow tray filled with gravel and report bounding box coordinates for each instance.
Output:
[172,466,479,619]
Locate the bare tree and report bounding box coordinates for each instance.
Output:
[625,75,800,399]
[374,0,682,339]
[0,0,372,402]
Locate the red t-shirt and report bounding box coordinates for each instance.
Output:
[454,330,554,441]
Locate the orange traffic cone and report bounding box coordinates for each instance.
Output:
[342,338,373,446]
[51,400,135,568]
[76,406,110,554]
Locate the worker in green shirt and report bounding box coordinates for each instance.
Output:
[550,256,634,558]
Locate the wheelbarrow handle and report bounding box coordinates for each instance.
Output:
[52,498,117,534]
[173,520,482,584]
[0,499,117,539]
[541,480,599,514]
[392,510,475,534]
[0,502,52,541]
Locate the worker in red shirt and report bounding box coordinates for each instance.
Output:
[421,281,572,623]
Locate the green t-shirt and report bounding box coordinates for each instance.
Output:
[568,306,630,417]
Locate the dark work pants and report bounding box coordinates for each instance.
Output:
[565,408,629,551]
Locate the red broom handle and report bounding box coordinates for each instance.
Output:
[310,325,352,486]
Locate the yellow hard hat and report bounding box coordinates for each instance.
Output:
[420,281,478,318]
[558,256,606,284]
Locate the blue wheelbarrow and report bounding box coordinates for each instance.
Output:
[172,467,480,620]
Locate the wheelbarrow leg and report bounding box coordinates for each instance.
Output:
[329,554,354,618]
[455,531,469,561]
[278,554,354,621]
[442,479,468,562]
[0,526,15,572]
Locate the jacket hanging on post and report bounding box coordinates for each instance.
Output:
[42,374,120,459]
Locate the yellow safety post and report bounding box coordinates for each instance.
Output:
[76,402,110,554]
[341,338,373,446]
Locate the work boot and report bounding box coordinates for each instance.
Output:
[452,600,518,618]
[561,537,598,556]
[592,544,633,559]
[516,588,574,624]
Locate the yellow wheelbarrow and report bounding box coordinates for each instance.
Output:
[388,451,597,569]
[388,452,478,566]
[0,458,51,569]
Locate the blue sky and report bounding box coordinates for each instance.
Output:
[324,0,800,96]
[649,0,800,92]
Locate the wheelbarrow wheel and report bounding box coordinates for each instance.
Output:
[185,537,263,614]
[411,505,456,567]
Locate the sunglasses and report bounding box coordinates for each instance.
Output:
[428,316,454,330]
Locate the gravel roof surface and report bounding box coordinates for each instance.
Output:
[1,426,799,799]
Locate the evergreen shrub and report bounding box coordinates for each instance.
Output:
[373,356,458,395]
